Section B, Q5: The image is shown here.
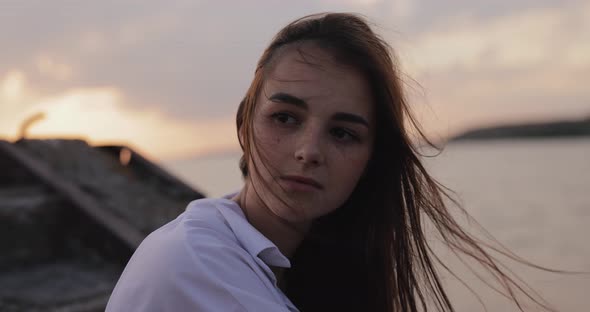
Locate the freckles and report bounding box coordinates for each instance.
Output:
[256,131,286,160]
[260,133,281,148]
[253,124,278,147]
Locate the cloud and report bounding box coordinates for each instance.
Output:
[0,70,238,160]
[396,2,590,137]
[406,2,590,72]
[0,1,323,121]
[1,70,26,101]
[1,0,588,152]
[23,90,239,160]
[35,54,74,81]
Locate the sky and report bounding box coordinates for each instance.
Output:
[1,0,588,160]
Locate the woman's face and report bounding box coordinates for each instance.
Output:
[247,44,374,224]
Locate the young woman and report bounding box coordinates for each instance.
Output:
[107,13,554,312]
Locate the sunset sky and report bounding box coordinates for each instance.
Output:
[1,0,588,160]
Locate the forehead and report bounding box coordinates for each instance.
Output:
[262,44,374,118]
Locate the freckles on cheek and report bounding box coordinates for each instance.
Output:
[254,126,286,160]
[254,122,274,144]
[257,131,282,148]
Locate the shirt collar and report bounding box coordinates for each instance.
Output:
[215,194,291,268]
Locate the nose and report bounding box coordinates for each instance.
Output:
[294,125,324,166]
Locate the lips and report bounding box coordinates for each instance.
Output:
[280,175,324,190]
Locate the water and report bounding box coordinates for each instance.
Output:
[424,139,590,311]
[163,138,590,311]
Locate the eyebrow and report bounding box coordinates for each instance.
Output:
[269,92,307,108]
[268,92,370,128]
[332,112,369,128]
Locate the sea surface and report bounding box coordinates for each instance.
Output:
[163,138,590,311]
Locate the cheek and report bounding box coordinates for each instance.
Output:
[252,123,291,168]
[254,116,283,145]
[258,130,282,147]
[332,149,371,191]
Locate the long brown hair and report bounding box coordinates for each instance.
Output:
[236,13,556,312]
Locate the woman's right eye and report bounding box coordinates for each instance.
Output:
[271,112,298,125]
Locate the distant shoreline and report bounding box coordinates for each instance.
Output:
[450,117,590,142]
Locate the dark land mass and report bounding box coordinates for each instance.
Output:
[450,116,590,142]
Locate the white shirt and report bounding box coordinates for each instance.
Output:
[106,195,299,312]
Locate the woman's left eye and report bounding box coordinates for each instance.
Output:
[330,127,359,142]
[271,112,299,125]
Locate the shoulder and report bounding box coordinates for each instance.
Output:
[126,197,238,260]
[161,197,238,243]
[106,197,287,312]
[121,197,247,276]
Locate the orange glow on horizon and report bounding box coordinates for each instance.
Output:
[0,81,239,161]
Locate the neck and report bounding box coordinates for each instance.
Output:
[231,184,308,258]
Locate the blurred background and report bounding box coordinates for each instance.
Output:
[1,0,588,311]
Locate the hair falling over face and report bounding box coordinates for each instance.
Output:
[236,13,563,312]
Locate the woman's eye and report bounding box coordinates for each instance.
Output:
[271,112,298,125]
[331,128,358,142]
